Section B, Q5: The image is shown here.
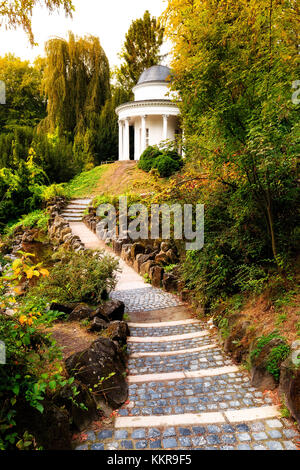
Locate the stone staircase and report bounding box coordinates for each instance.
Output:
[60,199,92,222]
[68,216,300,451]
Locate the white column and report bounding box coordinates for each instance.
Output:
[124,118,130,161]
[134,123,139,160]
[141,115,147,153]
[163,114,169,141]
[118,120,123,161]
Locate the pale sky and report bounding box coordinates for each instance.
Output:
[0,0,170,68]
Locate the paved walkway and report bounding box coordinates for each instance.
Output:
[69,219,300,451]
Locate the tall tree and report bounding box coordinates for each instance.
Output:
[0,54,46,132]
[116,10,164,93]
[39,32,111,140]
[0,0,74,45]
[163,0,299,263]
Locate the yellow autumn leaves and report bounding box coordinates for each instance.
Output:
[19,312,41,327]
[11,253,49,281]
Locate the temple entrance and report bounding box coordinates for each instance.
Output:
[129,126,135,160]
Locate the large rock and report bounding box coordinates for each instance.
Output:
[134,252,158,272]
[140,260,155,277]
[155,252,171,265]
[162,273,178,292]
[224,318,254,364]
[65,337,128,409]
[250,337,288,391]
[16,400,72,450]
[50,302,79,315]
[89,317,109,332]
[131,243,145,259]
[105,321,130,346]
[150,266,164,288]
[279,341,300,426]
[68,304,93,321]
[53,381,99,432]
[95,300,125,322]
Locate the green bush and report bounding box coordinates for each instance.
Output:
[155,154,182,177]
[138,146,162,172]
[250,332,290,381]
[138,146,183,177]
[34,250,119,304]
[4,210,50,238]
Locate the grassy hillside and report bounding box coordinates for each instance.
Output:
[66,161,168,199]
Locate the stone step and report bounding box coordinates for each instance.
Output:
[66,203,88,209]
[110,287,182,313]
[127,334,213,354]
[128,348,231,375]
[63,209,86,214]
[129,323,207,338]
[76,417,298,451]
[127,319,202,328]
[116,406,281,429]
[70,198,92,205]
[122,373,273,417]
[62,216,84,222]
[130,343,217,358]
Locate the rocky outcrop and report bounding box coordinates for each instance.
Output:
[53,381,99,432]
[105,321,130,346]
[95,300,125,322]
[250,337,288,391]
[279,341,300,426]
[65,337,128,409]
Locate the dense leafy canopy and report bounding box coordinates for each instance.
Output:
[163,0,300,265]
[0,55,46,131]
[116,10,164,93]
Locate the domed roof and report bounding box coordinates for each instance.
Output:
[137,65,173,85]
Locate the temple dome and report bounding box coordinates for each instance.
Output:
[137,65,172,85]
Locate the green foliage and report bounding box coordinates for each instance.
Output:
[4,210,49,238]
[40,32,111,168]
[165,0,299,268]
[250,332,290,380]
[138,146,183,177]
[34,250,119,304]
[0,55,45,131]
[41,184,66,202]
[115,10,164,93]
[164,264,177,273]
[0,254,74,450]
[138,146,162,172]
[0,156,47,230]
[155,154,182,178]
[96,87,131,163]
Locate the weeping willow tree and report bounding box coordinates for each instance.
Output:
[39,32,111,168]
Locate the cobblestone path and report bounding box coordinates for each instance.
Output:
[70,220,300,451]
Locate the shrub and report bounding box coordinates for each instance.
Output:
[138,146,162,172]
[138,146,183,177]
[34,250,119,304]
[4,210,50,238]
[41,184,66,201]
[155,154,182,177]
[250,332,291,381]
[0,253,73,450]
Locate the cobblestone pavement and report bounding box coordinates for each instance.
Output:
[71,222,300,451]
[76,418,299,450]
[110,287,183,312]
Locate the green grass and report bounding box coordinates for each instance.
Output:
[65,165,109,198]
[4,210,50,238]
